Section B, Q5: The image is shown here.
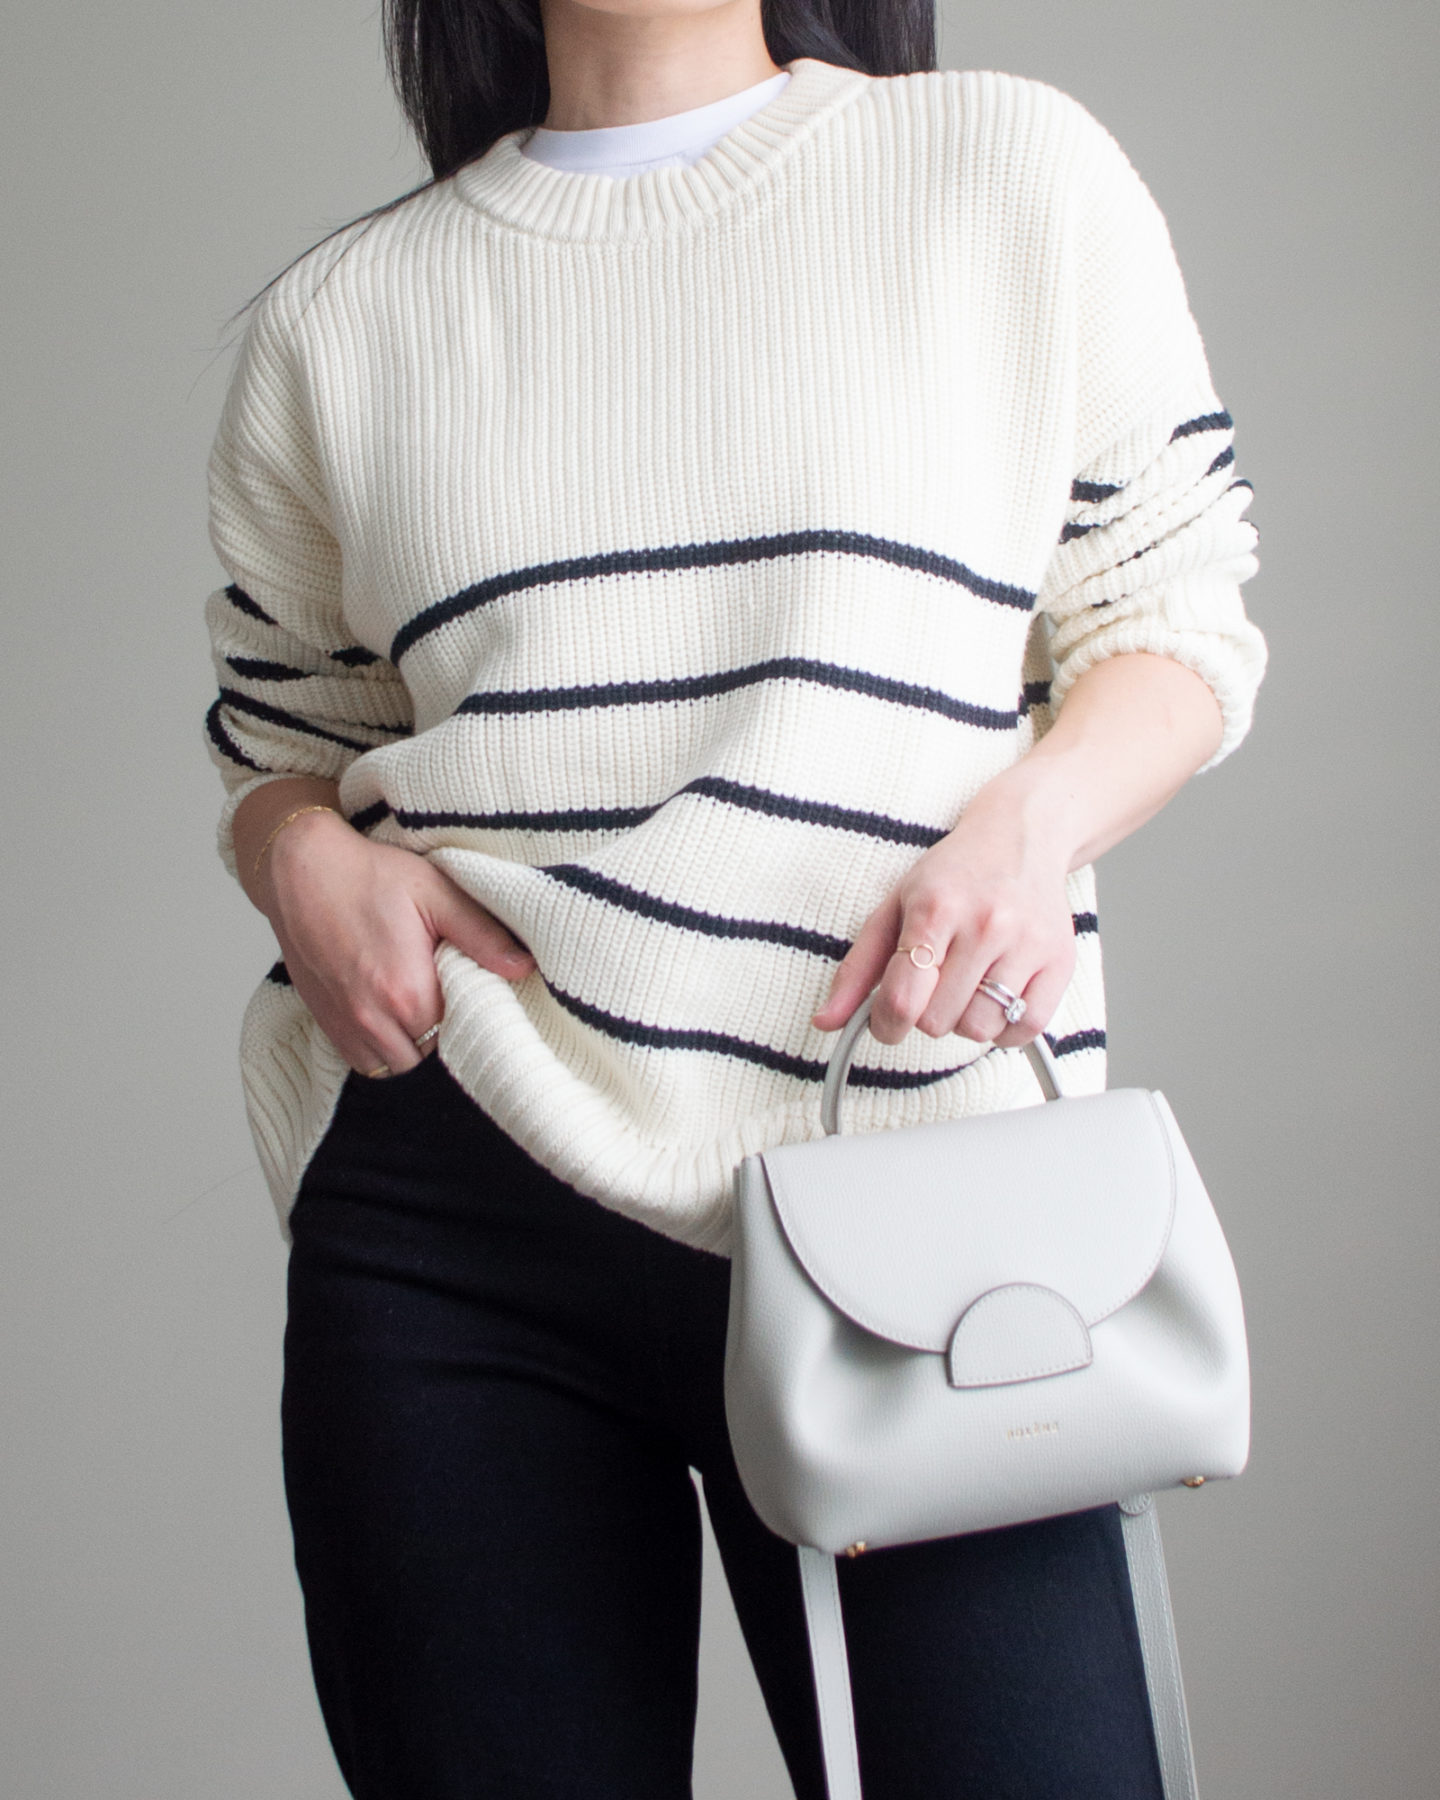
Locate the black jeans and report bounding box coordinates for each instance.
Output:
[281,1053,1165,1800]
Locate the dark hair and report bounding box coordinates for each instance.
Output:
[238,1,935,314]
[390,0,937,182]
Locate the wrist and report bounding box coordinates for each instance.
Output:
[958,757,1085,872]
[251,804,354,919]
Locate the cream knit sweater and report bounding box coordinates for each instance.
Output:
[205,56,1266,1252]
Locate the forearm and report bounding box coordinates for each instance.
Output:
[969,653,1225,871]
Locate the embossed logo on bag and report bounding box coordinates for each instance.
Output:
[1005,1420,1061,1442]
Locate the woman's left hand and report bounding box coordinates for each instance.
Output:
[811,771,1077,1050]
[809,653,1229,1052]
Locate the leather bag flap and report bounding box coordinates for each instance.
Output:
[759,1088,1176,1353]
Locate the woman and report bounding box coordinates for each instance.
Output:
[204,1,1265,1794]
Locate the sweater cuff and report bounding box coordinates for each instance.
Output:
[1048,570,1269,771]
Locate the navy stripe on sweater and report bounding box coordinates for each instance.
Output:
[205,698,264,772]
[1070,478,1123,504]
[215,688,409,756]
[685,777,947,848]
[539,863,1099,962]
[391,529,1037,663]
[348,800,392,834]
[539,864,852,961]
[224,583,276,626]
[226,656,311,683]
[391,801,660,835]
[1170,411,1233,442]
[1047,1028,1106,1056]
[1022,679,1051,712]
[548,984,1102,1084]
[457,658,1028,733]
[224,583,381,666]
[546,981,981,1088]
[360,777,950,851]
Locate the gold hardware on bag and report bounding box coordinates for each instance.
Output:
[1182,1476,1207,1488]
[844,1541,868,1557]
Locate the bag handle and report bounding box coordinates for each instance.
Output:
[820,990,1064,1136]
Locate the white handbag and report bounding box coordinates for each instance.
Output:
[723,992,1250,1800]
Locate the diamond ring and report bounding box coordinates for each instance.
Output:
[976,977,1027,1024]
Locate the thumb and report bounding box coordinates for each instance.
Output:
[425,875,536,981]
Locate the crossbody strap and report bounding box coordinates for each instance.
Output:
[797,1546,863,1800]
[1117,1494,1201,1800]
[797,1496,1200,1800]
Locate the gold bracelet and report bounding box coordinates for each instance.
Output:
[251,804,342,882]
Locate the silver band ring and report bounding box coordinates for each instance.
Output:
[977,978,1028,1025]
[902,943,937,970]
[413,1023,441,1051]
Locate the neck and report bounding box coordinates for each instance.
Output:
[536,0,782,131]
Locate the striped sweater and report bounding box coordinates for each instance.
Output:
[204,56,1266,1252]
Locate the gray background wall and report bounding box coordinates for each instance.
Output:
[2,1,1435,1794]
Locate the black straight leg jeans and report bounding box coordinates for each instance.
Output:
[281,1053,1166,1800]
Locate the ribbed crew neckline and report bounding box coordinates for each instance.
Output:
[453,56,873,242]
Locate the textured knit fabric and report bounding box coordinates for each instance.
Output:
[204,56,1266,1251]
[521,67,790,175]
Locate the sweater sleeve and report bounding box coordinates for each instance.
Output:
[1035,103,1266,769]
[203,288,413,877]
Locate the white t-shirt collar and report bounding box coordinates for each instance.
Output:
[521,70,791,177]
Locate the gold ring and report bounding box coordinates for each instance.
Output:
[902,943,937,970]
[363,1063,392,1080]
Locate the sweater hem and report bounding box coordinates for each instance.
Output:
[239,950,1109,1257]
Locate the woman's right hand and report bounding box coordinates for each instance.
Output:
[240,785,535,1078]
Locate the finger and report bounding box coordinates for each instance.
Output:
[867,912,952,1046]
[953,964,1040,1047]
[349,1004,427,1077]
[867,948,945,1045]
[810,893,903,1031]
[424,876,535,980]
[360,1009,445,1078]
[274,959,407,1079]
[354,1057,397,1081]
[991,957,1075,1050]
[343,1041,394,1080]
[339,1029,408,1080]
[914,932,1000,1037]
